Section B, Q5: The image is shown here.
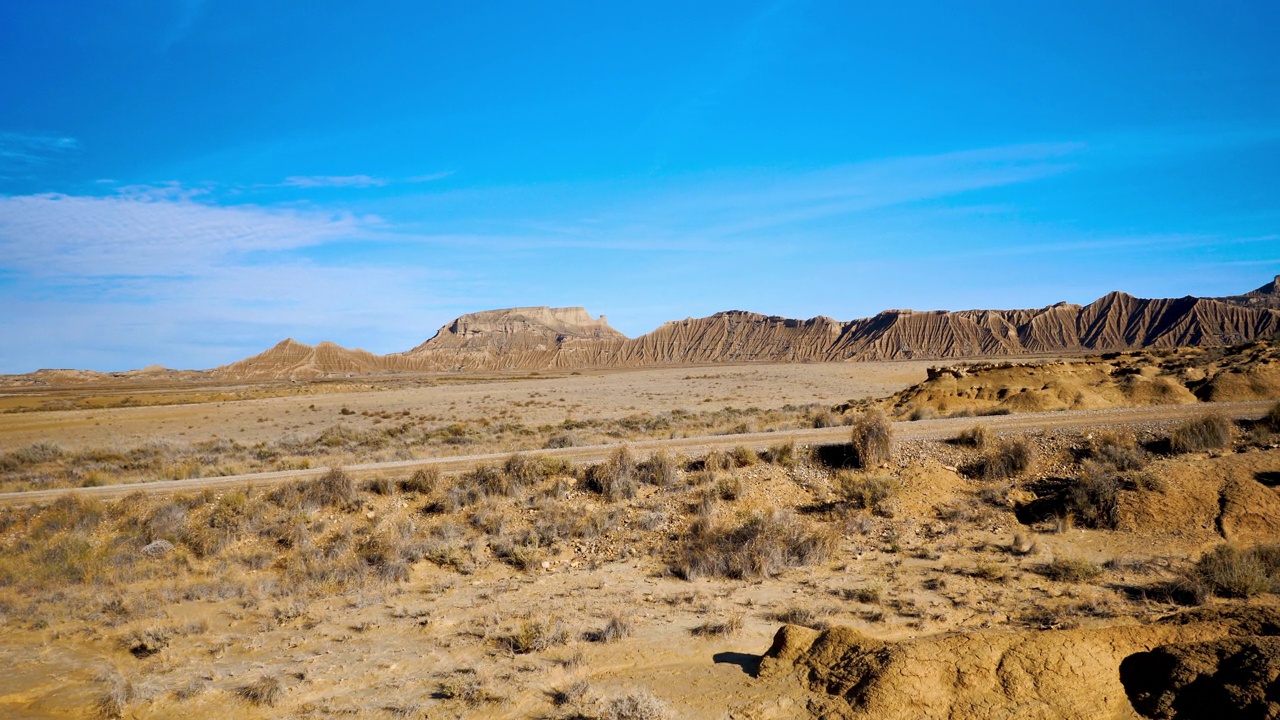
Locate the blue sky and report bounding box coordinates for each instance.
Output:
[1,1,1278,372]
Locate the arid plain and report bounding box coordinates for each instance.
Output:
[3,284,1280,719]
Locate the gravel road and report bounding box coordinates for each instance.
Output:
[1,400,1272,506]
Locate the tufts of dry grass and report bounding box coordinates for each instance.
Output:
[1084,431,1148,471]
[1064,461,1121,530]
[690,613,743,638]
[1168,414,1234,454]
[637,451,679,487]
[834,471,899,516]
[1189,543,1280,599]
[236,675,283,707]
[1036,558,1104,583]
[603,690,674,720]
[496,617,570,654]
[981,439,1034,480]
[849,410,892,468]
[671,509,837,580]
[398,466,439,494]
[585,446,638,502]
[952,425,988,448]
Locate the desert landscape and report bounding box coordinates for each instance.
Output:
[0,280,1278,719]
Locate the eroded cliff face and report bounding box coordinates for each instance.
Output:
[198,283,1280,379]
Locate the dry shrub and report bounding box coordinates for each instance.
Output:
[551,679,591,707]
[591,611,632,643]
[503,453,557,488]
[690,613,743,637]
[637,451,679,487]
[462,464,512,497]
[274,468,360,511]
[730,446,758,467]
[849,410,893,468]
[1085,431,1148,471]
[1065,461,1121,530]
[363,476,396,495]
[585,447,637,502]
[702,450,733,472]
[762,441,797,466]
[398,467,439,494]
[770,605,833,629]
[1037,558,1104,583]
[1263,401,1280,431]
[236,675,282,707]
[1168,414,1234,454]
[490,532,543,572]
[543,431,580,449]
[603,690,674,720]
[982,438,1034,480]
[714,474,743,501]
[1190,543,1280,598]
[94,671,133,719]
[434,673,502,705]
[952,425,988,448]
[672,509,836,580]
[497,617,569,654]
[835,471,898,516]
[811,408,838,428]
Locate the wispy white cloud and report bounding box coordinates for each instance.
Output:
[274,171,453,189]
[0,132,79,168]
[0,191,375,276]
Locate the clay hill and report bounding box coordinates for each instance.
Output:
[204,277,1280,379]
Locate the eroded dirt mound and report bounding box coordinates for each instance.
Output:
[1120,637,1280,718]
[889,341,1280,418]
[760,607,1280,720]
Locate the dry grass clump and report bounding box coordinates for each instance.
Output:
[271,468,360,511]
[834,471,898,516]
[762,441,797,466]
[770,605,833,629]
[672,509,837,580]
[602,690,674,720]
[93,671,133,719]
[496,617,570,654]
[714,474,743,501]
[1168,414,1234,454]
[1084,431,1148,471]
[690,612,743,637]
[1064,461,1121,530]
[1189,543,1280,599]
[637,451,679,487]
[730,446,758,467]
[236,675,283,707]
[551,679,591,707]
[1262,400,1280,431]
[589,611,633,643]
[849,410,892,468]
[1036,558,1104,583]
[981,438,1034,480]
[398,466,439,494]
[585,447,638,502]
[434,672,503,705]
[952,425,988,448]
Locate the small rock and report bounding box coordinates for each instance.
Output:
[141,539,174,558]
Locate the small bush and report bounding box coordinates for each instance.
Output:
[1065,462,1121,530]
[952,425,988,448]
[363,476,396,495]
[236,675,282,707]
[835,471,898,515]
[1168,414,1233,454]
[730,446,758,467]
[399,467,439,494]
[551,679,590,707]
[585,447,638,502]
[702,451,733,472]
[1037,558,1104,583]
[714,474,743,501]
[982,439,1034,480]
[762,441,797,466]
[1190,543,1279,598]
[497,617,569,654]
[849,410,892,468]
[544,431,579,449]
[672,509,836,580]
[637,451,679,487]
[690,613,743,637]
[303,468,359,509]
[1084,431,1148,471]
[1263,401,1280,432]
[597,612,632,643]
[603,690,674,720]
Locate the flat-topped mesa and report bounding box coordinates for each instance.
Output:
[406,306,625,354]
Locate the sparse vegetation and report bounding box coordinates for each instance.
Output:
[1189,543,1280,598]
[952,425,988,448]
[603,690,674,720]
[690,613,743,637]
[981,438,1034,480]
[585,446,638,502]
[672,509,837,580]
[834,471,899,516]
[849,410,893,468]
[1037,558,1104,583]
[236,675,283,707]
[1168,414,1234,454]
[637,450,679,487]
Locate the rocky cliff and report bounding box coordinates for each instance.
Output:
[191,279,1280,379]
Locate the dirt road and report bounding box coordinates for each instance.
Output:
[1,400,1272,506]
